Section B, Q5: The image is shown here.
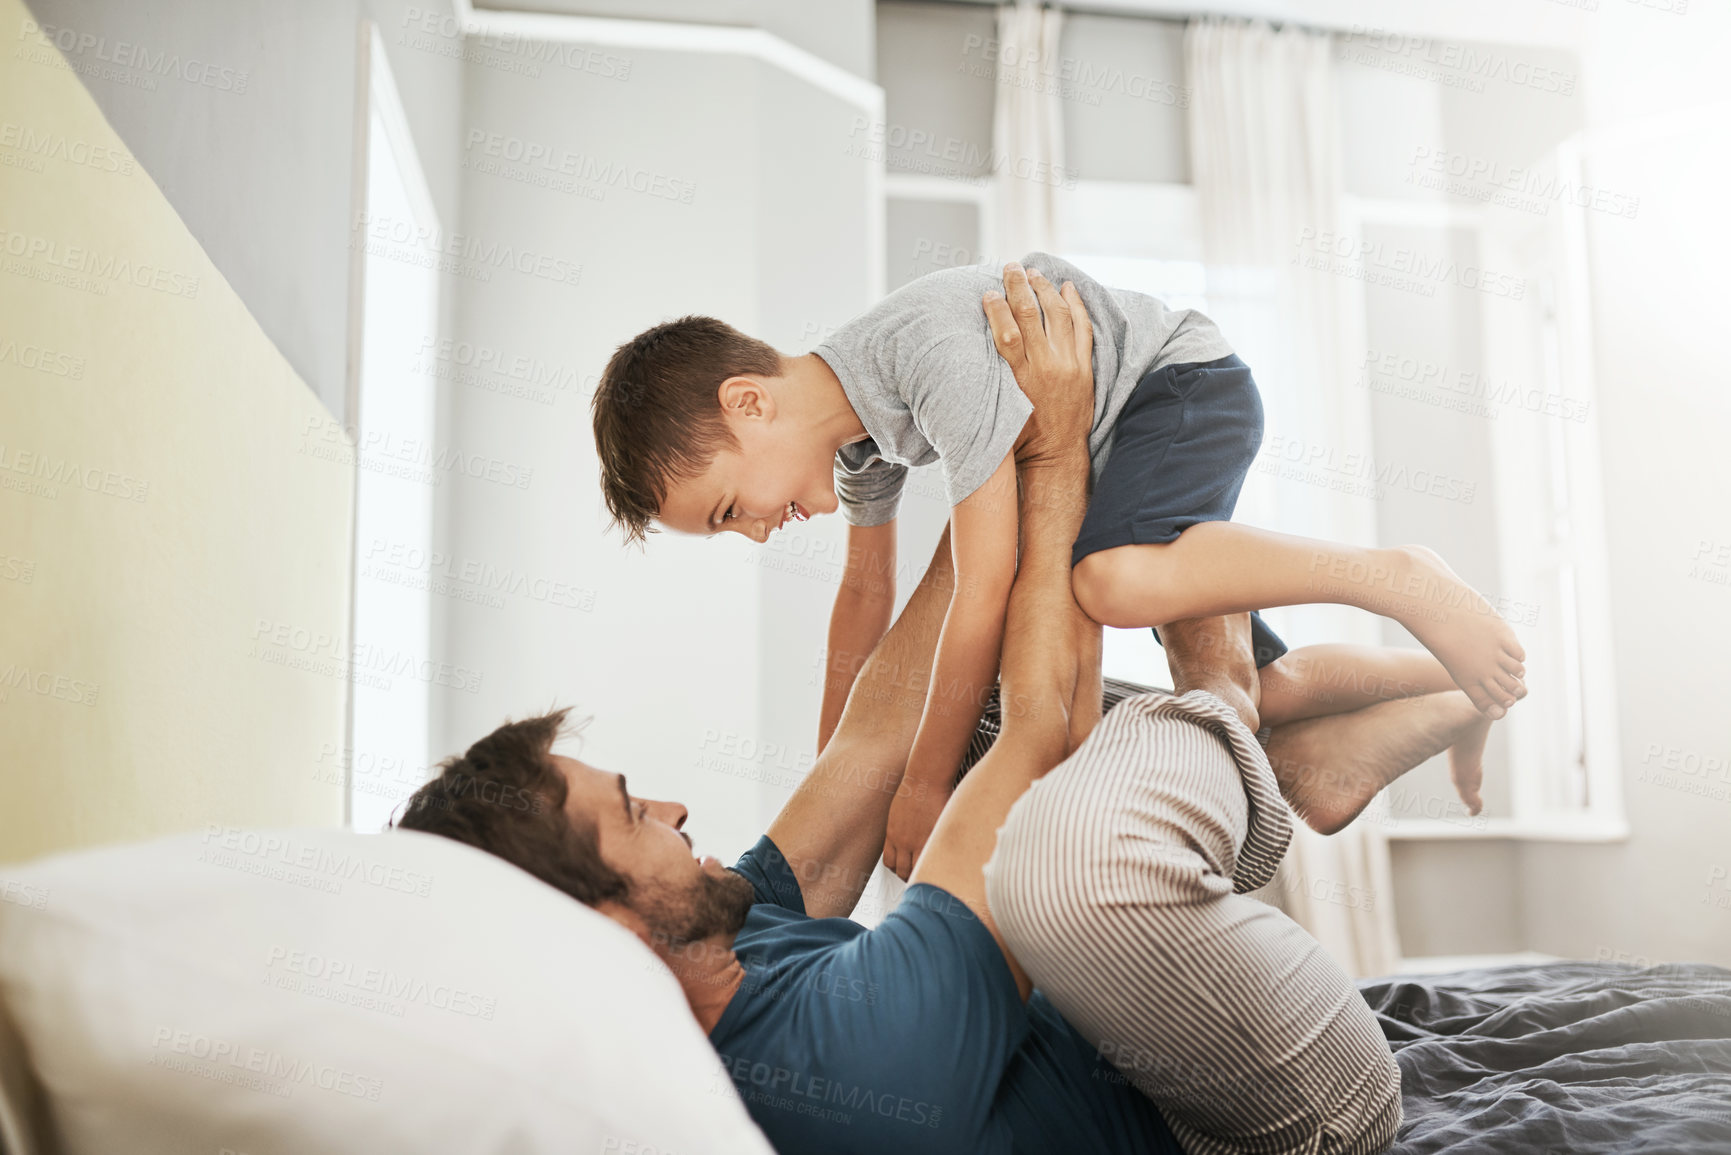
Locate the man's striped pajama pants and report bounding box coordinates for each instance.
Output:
[981,687,1402,1155]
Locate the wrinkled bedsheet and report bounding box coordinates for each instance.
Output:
[1358,962,1731,1153]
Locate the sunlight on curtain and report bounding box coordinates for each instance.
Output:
[1185,16,1401,977]
[992,2,1066,257]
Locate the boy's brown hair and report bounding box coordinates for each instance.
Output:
[591,316,782,544]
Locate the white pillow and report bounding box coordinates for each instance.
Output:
[0,825,773,1155]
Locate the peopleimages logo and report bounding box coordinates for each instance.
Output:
[17,18,250,93]
[844,117,1079,189]
[1337,26,1577,97]
[0,664,99,707]
[1293,228,1525,301]
[0,879,50,910]
[148,1028,383,1101]
[1355,348,1591,424]
[715,1053,944,1129]
[0,443,149,502]
[413,336,589,392]
[0,228,200,298]
[199,825,437,898]
[462,130,696,205]
[399,8,633,80]
[300,416,536,491]
[263,946,499,1020]
[350,212,582,288]
[959,33,1190,109]
[1406,146,1640,221]
[0,336,85,379]
[248,616,486,695]
[0,121,135,175]
[360,537,596,613]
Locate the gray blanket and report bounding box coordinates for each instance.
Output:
[1359,962,1731,1153]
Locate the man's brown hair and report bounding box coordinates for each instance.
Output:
[590,316,782,545]
[393,707,629,908]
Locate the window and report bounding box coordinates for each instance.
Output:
[1343,134,1624,840]
[346,24,442,832]
[884,149,1622,839]
[1054,168,1624,840]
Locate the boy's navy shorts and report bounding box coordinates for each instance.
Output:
[1071,352,1289,669]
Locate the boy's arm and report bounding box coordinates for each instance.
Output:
[817,521,898,753]
[881,455,1018,880]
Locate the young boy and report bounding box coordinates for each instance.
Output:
[591,254,1526,877]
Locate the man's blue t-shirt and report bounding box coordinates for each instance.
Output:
[709,836,1183,1155]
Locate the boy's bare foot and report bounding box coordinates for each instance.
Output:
[1388,545,1528,719]
[1161,614,1261,735]
[1448,711,1492,816]
[1267,690,1489,835]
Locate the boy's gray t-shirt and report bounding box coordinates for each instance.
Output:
[813,251,1235,527]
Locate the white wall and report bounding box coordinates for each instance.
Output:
[436,24,879,862]
[1514,1,1731,968]
[0,0,353,858]
[19,0,468,420]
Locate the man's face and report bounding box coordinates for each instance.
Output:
[552,754,753,943]
[654,377,840,543]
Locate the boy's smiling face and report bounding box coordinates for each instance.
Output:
[655,374,841,542]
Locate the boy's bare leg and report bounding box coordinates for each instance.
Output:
[1259,644,1490,811]
[1158,613,1261,734]
[1260,644,1456,725]
[1072,521,1528,719]
[1159,625,1492,826]
[1266,690,1492,835]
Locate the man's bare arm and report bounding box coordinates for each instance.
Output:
[766,526,954,918]
[910,266,1098,998]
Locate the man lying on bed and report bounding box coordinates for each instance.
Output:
[395,271,1493,1155]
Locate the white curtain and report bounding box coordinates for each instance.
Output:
[992,2,1065,258]
[1184,18,1402,977]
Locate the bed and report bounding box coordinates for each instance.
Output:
[6,957,1723,1155]
[3,687,1727,1153]
[1366,961,1731,1152]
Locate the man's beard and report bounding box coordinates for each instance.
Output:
[633,866,755,946]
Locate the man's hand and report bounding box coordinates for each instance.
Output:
[986,264,1096,466]
[985,263,1103,752]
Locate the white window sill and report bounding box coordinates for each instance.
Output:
[1381,815,1630,842]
